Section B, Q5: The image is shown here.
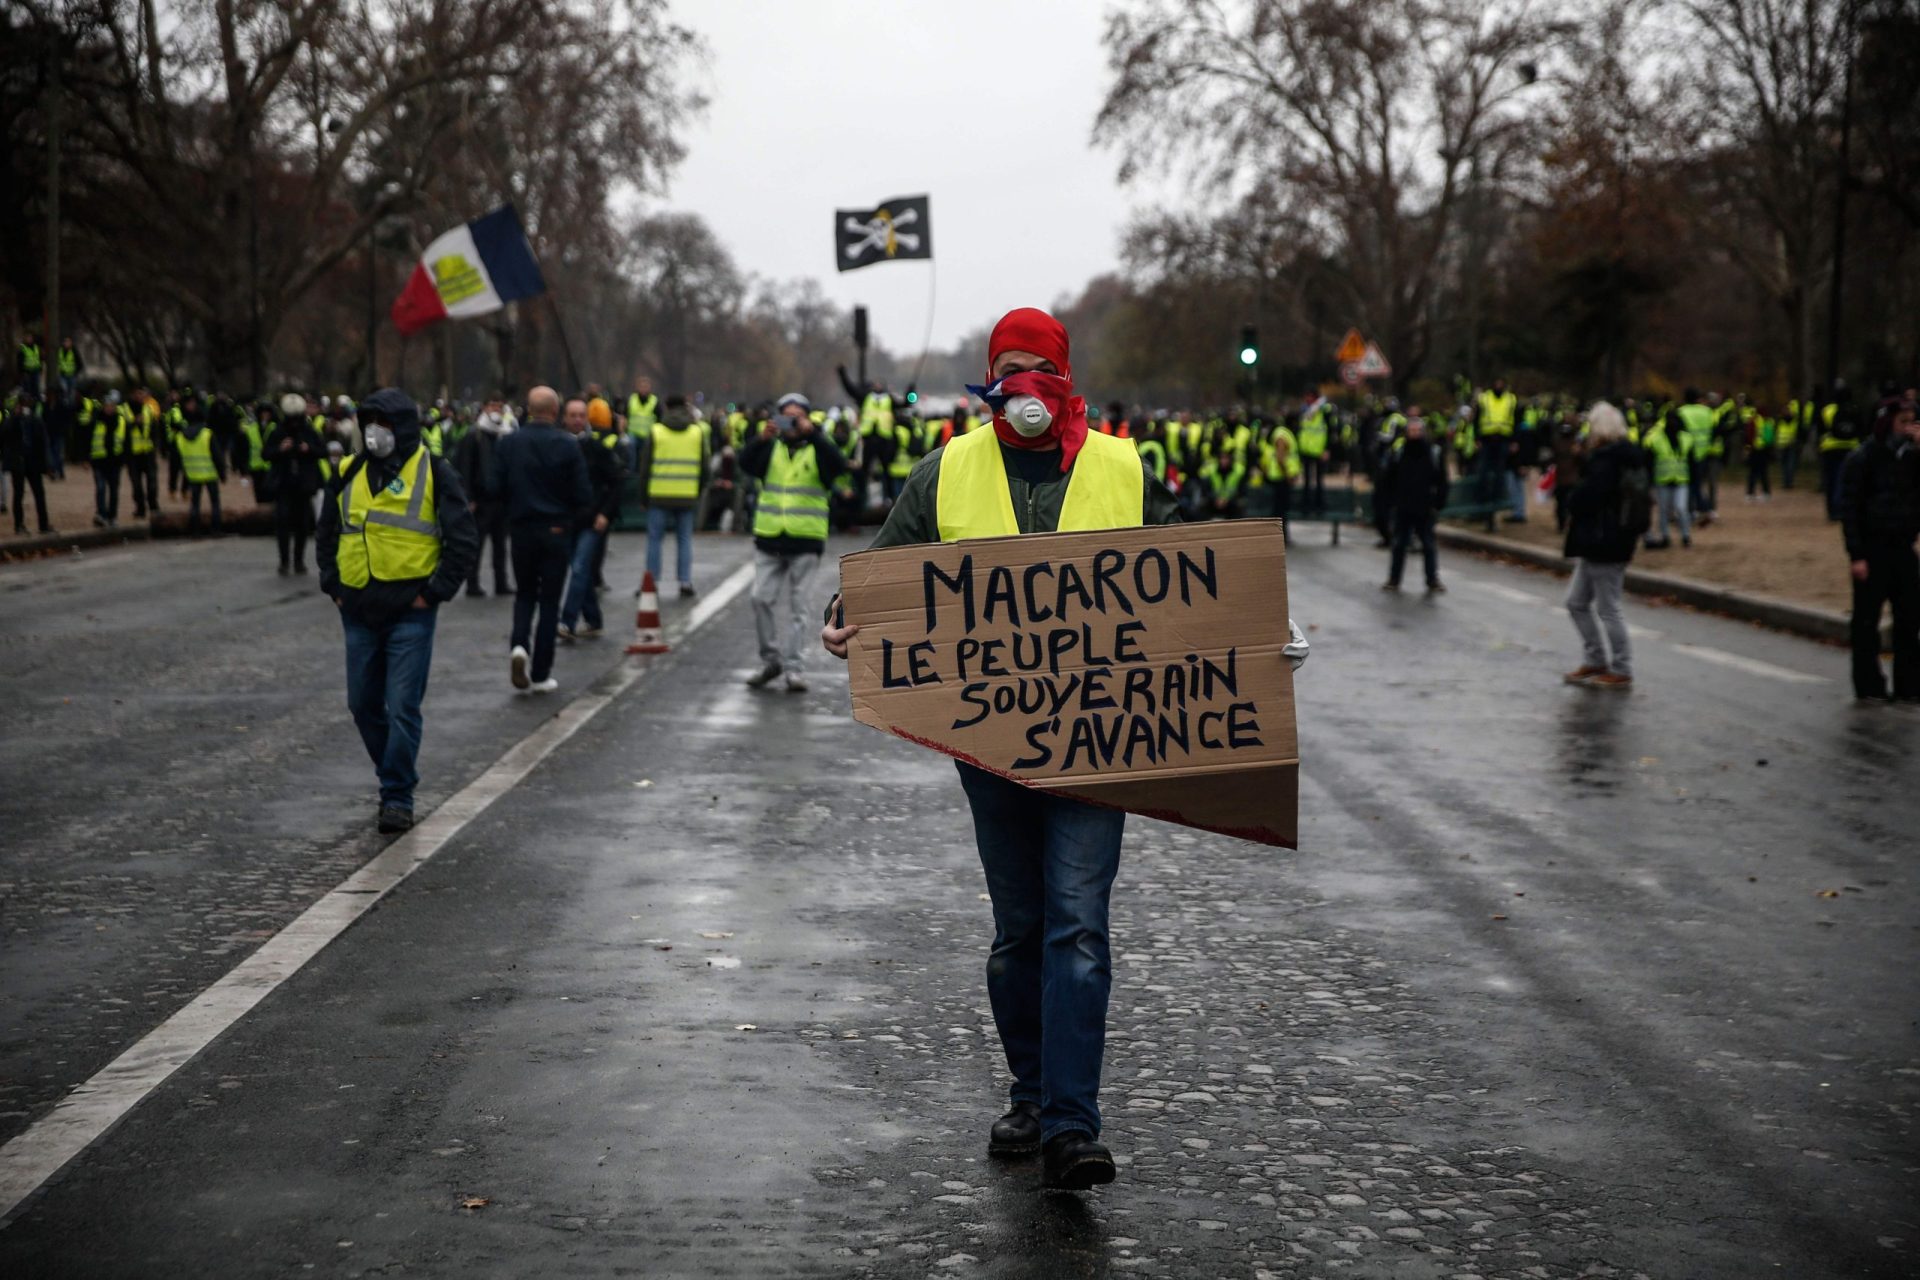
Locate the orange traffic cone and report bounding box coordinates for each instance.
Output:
[625,571,671,654]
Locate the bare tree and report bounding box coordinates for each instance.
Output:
[1675,0,1855,394]
[1096,0,1570,390]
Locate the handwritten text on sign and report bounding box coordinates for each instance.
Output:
[875,544,1265,773]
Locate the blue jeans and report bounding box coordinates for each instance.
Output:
[646,505,695,587]
[561,527,604,631]
[957,762,1126,1142]
[342,607,437,811]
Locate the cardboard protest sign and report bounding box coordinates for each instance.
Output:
[839,520,1297,847]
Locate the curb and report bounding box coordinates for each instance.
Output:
[1434,524,1872,647]
[0,522,154,560]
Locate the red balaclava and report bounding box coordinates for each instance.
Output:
[984,307,1089,472]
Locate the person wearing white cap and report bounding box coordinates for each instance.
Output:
[737,392,852,692]
[265,392,326,573]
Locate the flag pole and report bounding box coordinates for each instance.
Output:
[544,292,583,392]
[908,257,937,390]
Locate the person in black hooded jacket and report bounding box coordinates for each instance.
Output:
[1838,397,1920,701]
[317,388,480,833]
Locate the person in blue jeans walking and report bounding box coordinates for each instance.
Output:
[636,394,709,597]
[317,389,479,834]
[821,307,1310,1190]
[559,396,626,641]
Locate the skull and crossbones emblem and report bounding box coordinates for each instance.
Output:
[842,206,922,262]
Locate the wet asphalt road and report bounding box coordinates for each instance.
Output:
[0,527,1914,1279]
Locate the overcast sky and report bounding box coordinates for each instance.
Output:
[667,0,1174,356]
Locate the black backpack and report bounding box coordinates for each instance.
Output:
[1618,449,1653,538]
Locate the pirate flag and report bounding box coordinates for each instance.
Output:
[835,196,932,272]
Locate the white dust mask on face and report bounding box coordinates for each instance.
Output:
[364,424,396,457]
[1002,394,1053,438]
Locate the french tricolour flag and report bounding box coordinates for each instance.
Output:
[390,204,547,336]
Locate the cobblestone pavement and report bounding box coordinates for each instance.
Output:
[0,531,1914,1278]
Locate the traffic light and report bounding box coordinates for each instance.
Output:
[905,390,918,405]
[1238,325,1259,367]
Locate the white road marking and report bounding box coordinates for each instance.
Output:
[1462,579,1547,606]
[0,560,755,1225]
[1671,643,1828,684]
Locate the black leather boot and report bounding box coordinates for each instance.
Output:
[987,1101,1042,1158]
[1042,1131,1116,1190]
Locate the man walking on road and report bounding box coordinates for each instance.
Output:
[175,398,225,535]
[1563,403,1647,690]
[317,388,479,834]
[2,392,54,534]
[1379,409,1448,594]
[456,395,516,598]
[1838,397,1920,702]
[739,393,850,693]
[558,396,625,642]
[822,307,1309,1191]
[266,393,323,574]
[493,386,590,694]
[635,394,709,598]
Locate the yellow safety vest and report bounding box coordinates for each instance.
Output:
[647,422,704,501]
[90,405,127,460]
[1477,390,1517,436]
[627,393,659,436]
[1269,425,1303,480]
[752,441,830,541]
[936,427,1142,541]
[129,404,158,455]
[1297,407,1328,458]
[421,421,444,458]
[336,447,442,587]
[177,430,218,483]
[860,392,895,434]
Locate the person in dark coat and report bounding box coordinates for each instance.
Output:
[264,393,324,573]
[559,396,626,640]
[1838,397,1920,701]
[491,385,591,693]
[1379,410,1449,592]
[1562,403,1646,689]
[455,395,516,597]
[2,392,54,534]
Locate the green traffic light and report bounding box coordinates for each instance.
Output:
[906,391,918,404]
[1239,347,1259,366]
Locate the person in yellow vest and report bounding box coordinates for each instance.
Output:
[1777,394,1804,490]
[56,337,82,400]
[317,388,480,834]
[636,393,709,597]
[1475,377,1521,519]
[820,307,1308,1192]
[16,330,43,398]
[174,395,225,534]
[1295,392,1331,513]
[126,388,161,516]
[86,391,128,527]
[1817,384,1863,521]
[738,393,852,692]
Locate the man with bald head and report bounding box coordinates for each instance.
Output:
[491,386,591,692]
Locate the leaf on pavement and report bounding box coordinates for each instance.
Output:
[699,931,733,939]
[1490,914,1508,921]
[1815,889,1840,898]
[461,1197,490,1210]
[735,1024,758,1031]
